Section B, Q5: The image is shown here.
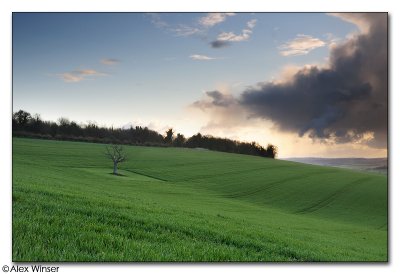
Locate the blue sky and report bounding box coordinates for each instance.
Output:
[13,13,385,157]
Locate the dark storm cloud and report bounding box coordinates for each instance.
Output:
[192,90,235,109]
[210,40,231,48]
[238,13,387,148]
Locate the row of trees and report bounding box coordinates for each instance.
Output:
[12,110,277,158]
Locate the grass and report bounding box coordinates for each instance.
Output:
[12,137,388,262]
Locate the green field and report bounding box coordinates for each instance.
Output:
[12,138,388,262]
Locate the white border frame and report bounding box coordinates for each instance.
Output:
[1,1,397,274]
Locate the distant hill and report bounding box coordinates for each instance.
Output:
[284,157,388,174]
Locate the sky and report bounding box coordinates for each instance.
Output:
[12,12,388,158]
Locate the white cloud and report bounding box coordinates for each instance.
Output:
[247,19,257,29]
[189,54,216,61]
[212,19,257,46]
[278,34,326,56]
[328,13,371,34]
[198,13,235,27]
[217,29,252,42]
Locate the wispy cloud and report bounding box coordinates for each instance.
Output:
[198,13,235,27]
[58,69,105,83]
[101,58,120,65]
[278,34,326,56]
[247,19,257,29]
[76,69,100,75]
[59,73,85,83]
[189,54,217,61]
[147,13,202,37]
[211,19,257,48]
[172,25,202,37]
[148,13,237,38]
[147,14,255,49]
[216,29,252,42]
[147,13,168,29]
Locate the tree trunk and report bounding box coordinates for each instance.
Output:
[113,161,118,175]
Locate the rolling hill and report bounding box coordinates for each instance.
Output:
[12,138,388,261]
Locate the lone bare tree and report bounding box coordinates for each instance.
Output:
[105,144,127,175]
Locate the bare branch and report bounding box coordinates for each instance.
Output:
[105,144,127,163]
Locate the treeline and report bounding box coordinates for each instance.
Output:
[12,110,277,158]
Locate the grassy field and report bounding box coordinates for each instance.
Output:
[12,137,388,262]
